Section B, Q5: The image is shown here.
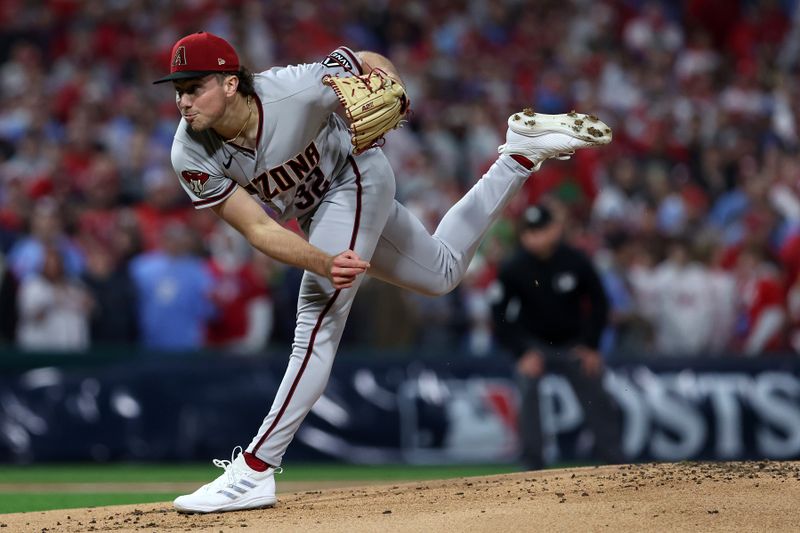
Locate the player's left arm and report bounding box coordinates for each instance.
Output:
[322,49,409,154]
[356,51,403,84]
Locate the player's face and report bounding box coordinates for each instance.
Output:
[173,75,227,131]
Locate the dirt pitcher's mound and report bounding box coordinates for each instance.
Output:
[2,461,799,532]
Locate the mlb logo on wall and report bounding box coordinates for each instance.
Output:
[181,170,210,195]
[397,376,519,462]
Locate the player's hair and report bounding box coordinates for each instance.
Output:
[215,67,255,97]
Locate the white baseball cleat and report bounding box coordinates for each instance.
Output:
[173,447,281,513]
[498,108,612,171]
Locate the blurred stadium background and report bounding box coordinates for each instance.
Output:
[1,0,800,493]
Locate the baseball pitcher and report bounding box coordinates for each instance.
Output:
[154,31,612,513]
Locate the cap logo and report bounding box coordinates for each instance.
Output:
[172,46,187,67]
[218,58,226,65]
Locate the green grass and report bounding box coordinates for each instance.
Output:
[0,463,516,484]
[0,463,217,484]
[0,493,181,514]
[0,463,518,514]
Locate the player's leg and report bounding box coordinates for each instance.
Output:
[368,155,528,295]
[368,109,611,295]
[174,153,395,513]
[245,152,395,467]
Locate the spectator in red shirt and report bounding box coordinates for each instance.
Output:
[735,245,787,355]
[134,167,191,251]
[206,223,272,353]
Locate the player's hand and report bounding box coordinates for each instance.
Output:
[327,250,370,289]
[517,350,544,378]
[573,345,603,377]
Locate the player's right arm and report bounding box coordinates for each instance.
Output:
[171,137,367,289]
[212,187,369,290]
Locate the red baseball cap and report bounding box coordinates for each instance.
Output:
[153,32,240,84]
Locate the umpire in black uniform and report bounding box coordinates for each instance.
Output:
[491,204,622,470]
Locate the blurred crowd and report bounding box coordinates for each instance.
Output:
[0,0,799,357]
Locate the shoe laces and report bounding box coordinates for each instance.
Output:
[208,446,246,490]
[206,446,284,492]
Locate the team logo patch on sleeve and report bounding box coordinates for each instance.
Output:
[323,50,353,70]
[181,170,210,195]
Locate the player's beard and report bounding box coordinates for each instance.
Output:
[184,105,224,132]
[185,114,211,131]
[186,104,229,134]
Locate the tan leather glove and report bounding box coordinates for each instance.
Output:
[323,68,410,154]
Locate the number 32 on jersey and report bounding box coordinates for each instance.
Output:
[243,141,330,210]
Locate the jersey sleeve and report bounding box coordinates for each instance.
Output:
[315,46,364,115]
[310,46,364,111]
[171,139,237,209]
[264,46,364,124]
[320,46,363,76]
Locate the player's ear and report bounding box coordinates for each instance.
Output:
[224,74,239,97]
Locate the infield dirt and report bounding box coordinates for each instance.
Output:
[2,461,799,532]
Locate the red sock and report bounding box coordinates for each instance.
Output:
[243,451,271,472]
[510,154,535,170]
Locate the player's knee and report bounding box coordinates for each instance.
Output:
[416,277,459,297]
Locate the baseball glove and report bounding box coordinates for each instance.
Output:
[323,69,410,154]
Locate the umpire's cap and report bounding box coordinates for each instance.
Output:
[153,32,240,84]
[522,204,554,231]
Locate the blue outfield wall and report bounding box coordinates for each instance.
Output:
[0,350,798,464]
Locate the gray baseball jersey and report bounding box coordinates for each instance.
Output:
[167,46,534,468]
[171,46,362,220]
